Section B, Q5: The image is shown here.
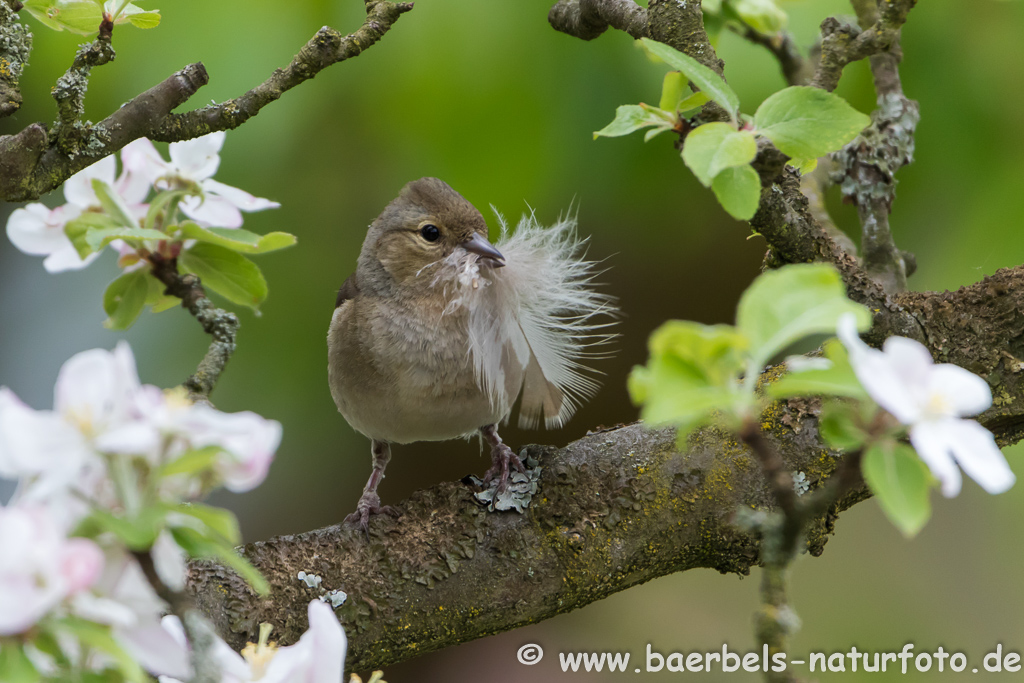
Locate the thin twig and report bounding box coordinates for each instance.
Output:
[0,0,413,201]
[149,254,239,401]
[52,31,116,153]
[734,27,810,86]
[135,551,222,683]
[548,0,648,40]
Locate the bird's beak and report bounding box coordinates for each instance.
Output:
[461,233,505,267]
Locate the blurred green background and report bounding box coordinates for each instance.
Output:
[2,0,1024,680]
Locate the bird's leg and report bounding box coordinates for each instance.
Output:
[345,440,399,534]
[480,424,526,493]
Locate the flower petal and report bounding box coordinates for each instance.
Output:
[64,155,117,209]
[180,193,244,228]
[54,344,141,430]
[202,178,280,212]
[122,138,168,185]
[0,388,90,485]
[168,131,225,180]
[910,422,963,497]
[928,364,992,418]
[42,242,100,273]
[7,204,67,255]
[941,418,1015,495]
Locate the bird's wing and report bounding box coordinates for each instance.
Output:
[335,273,359,308]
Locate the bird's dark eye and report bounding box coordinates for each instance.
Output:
[420,224,440,242]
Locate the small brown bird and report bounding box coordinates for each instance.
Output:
[328,178,614,531]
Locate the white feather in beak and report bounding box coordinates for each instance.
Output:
[429,211,616,430]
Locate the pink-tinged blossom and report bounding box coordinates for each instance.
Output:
[123,132,279,229]
[5,155,149,273]
[838,313,1015,497]
[0,504,104,635]
[157,600,347,683]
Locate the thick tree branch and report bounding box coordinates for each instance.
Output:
[149,254,239,401]
[548,0,648,40]
[185,264,1024,670]
[0,0,412,202]
[0,1,31,118]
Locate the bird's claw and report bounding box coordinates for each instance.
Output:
[344,491,400,537]
[483,443,527,493]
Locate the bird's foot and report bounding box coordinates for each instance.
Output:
[344,491,400,537]
[483,442,527,493]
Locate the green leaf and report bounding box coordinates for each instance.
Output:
[594,104,673,140]
[0,642,39,683]
[659,71,688,112]
[818,401,869,451]
[179,222,298,254]
[754,86,871,159]
[158,445,222,478]
[682,122,757,187]
[103,269,149,330]
[86,227,167,252]
[91,178,137,229]
[56,617,146,682]
[145,273,180,313]
[629,320,749,439]
[23,1,159,34]
[728,0,787,35]
[144,190,188,232]
[788,157,818,175]
[711,164,761,220]
[171,526,269,595]
[64,212,120,258]
[179,242,268,309]
[172,502,242,545]
[863,441,933,537]
[640,37,740,119]
[121,5,160,28]
[677,90,711,116]
[77,507,166,550]
[737,263,872,371]
[769,339,869,401]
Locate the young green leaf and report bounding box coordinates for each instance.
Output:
[103,269,149,330]
[640,37,740,119]
[769,339,870,401]
[77,507,166,550]
[629,321,749,440]
[145,274,181,313]
[788,157,818,175]
[172,502,242,546]
[754,86,871,159]
[91,178,137,229]
[728,0,787,35]
[818,401,869,451]
[64,213,120,258]
[179,242,268,309]
[682,122,757,187]
[23,0,159,34]
[594,104,673,140]
[171,526,270,595]
[56,617,147,682]
[863,441,933,537]
[179,222,297,254]
[711,164,761,220]
[677,91,711,116]
[737,263,872,371]
[0,641,38,683]
[659,71,688,112]
[158,446,222,478]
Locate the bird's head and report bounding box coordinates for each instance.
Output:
[359,178,504,292]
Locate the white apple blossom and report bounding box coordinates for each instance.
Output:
[5,154,149,273]
[0,503,104,635]
[838,313,1015,497]
[123,132,279,229]
[157,600,347,683]
[0,342,282,506]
